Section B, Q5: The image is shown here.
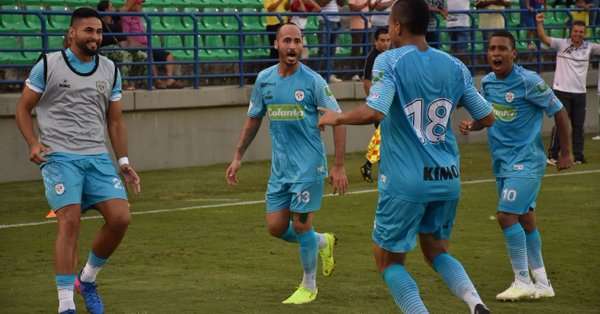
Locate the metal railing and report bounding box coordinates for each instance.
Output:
[0,7,598,89]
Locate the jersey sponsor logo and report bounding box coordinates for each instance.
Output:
[513,164,524,171]
[58,79,71,88]
[492,103,517,122]
[54,183,65,195]
[423,165,460,181]
[505,91,514,103]
[294,89,305,102]
[536,81,550,93]
[372,70,384,83]
[267,104,305,120]
[96,80,108,94]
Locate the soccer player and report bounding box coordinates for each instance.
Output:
[460,30,573,301]
[15,8,140,314]
[318,0,494,312]
[225,23,348,305]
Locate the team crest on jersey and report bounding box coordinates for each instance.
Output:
[505,91,514,103]
[54,183,65,195]
[536,82,550,93]
[294,90,305,102]
[96,80,108,94]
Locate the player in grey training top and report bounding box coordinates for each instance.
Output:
[15,8,140,314]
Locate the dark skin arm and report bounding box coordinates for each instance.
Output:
[553,108,573,170]
[226,117,263,185]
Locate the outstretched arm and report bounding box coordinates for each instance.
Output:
[226,117,263,185]
[319,104,384,127]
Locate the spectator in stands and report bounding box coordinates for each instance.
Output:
[425,0,447,49]
[571,0,592,25]
[317,0,345,82]
[522,0,546,50]
[264,0,290,59]
[447,0,471,58]
[370,0,394,30]
[349,0,371,81]
[536,13,600,164]
[289,0,321,59]
[120,0,183,89]
[98,0,144,90]
[475,0,511,44]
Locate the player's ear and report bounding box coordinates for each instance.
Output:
[274,38,278,50]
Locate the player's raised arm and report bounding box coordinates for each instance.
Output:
[535,13,552,47]
[16,86,47,164]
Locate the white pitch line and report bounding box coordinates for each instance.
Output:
[2,168,599,230]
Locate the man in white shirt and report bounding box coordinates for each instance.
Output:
[370,0,394,29]
[536,13,600,163]
[447,0,471,56]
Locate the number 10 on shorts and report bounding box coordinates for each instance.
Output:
[502,188,517,202]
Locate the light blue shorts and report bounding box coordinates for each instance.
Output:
[495,177,542,215]
[266,180,324,213]
[41,153,128,212]
[372,194,458,253]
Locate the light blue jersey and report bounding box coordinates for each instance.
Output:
[26,48,122,101]
[481,65,563,178]
[367,46,492,202]
[248,63,340,183]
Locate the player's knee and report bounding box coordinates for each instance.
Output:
[108,212,131,231]
[267,224,287,238]
[292,220,310,234]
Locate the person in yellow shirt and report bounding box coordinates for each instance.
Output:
[264,0,290,58]
[571,0,591,26]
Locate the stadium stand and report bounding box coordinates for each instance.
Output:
[0,3,598,89]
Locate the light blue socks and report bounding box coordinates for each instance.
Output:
[383,264,428,313]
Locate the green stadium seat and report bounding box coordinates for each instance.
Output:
[144,0,168,8]
[201,8,224,31]
[336,33,351,57]
[64,0,87,9]
[48,6,71,32]
[202,34,232,60]
[473,31,484,52]
[0,37,29,64]
[151,35,162,48]
[47,35,66,50]
[142,7,169,33]
[181,7,200,31]
[305,15,319,31]
[241,8,263,31]
[439,31,451,52]
[163,35,194,61]
[222,0,244,8]
[224,34,241,58]
[222,8,240,32]
[22,36,43,64]
[516,30,532,51]
[24,5,45,32]
[239,0,262,9]
[201,0,225,8]
[162,7,187,32]
[508,11,520,28]
[548,27,565,38]
[0,6,32,33]
[555,11,570,24]
[243,34,267,59]
[305,33,319,56]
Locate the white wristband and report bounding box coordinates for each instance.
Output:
[118,157,130,167]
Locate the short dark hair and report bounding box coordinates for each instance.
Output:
[390,0,430,36]
[70,7,102,26]
[97,0,110,12]
[572,20,586,28]
[489,30,516,50]
[374,27,388,40]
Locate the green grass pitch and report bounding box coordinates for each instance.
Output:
[1,139,599,313]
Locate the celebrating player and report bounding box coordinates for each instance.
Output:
[15,7,140,314]
[318,0,494,312]
[460,30,572,301]
[225,23,348,305]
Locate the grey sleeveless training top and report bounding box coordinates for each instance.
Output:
[35,50,117,155]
